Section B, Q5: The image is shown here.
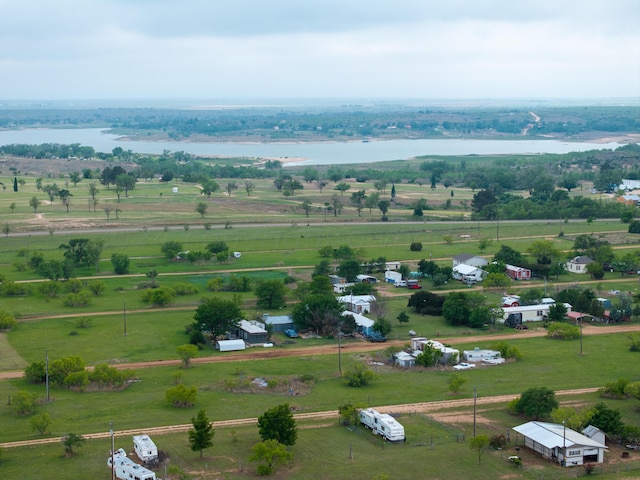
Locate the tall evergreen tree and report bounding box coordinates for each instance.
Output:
[188,409,215,459]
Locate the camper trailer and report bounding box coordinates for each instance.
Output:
[108,448,156,480]
[133,435,158,464]
[359,408,406,442]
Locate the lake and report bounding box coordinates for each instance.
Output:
[0,128,624,166]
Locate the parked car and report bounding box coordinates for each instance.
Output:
[394,280,407,288]
[453,362,476,370]
[284,329,299,338]
[367,332,387,342]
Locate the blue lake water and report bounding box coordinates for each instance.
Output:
[0,128,624,166]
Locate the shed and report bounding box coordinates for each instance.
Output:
[513,421,607,467]
[394,352,415,368]
[582,425,606,446]
[262,313,294,333]
[216,339,246,352]
[356,274,378,284]
[567,311,593,323]
[505,264,531,281]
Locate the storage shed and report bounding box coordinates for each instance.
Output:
[216,339,246,352]
[262,314,294,333]
[233,320,269,344]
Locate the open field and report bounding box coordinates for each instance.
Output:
[1,152,640,477]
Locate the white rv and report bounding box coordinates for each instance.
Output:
[133,435,158,464]
[108,448,156,480]
[359,408,406,442]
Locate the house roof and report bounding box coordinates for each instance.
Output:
[582,425,604,439]
[239,319,267,334]
[453,253,488,265]
[452,264,483,275]
[342,311,374,328]
[513,421,606,450]
[337,295,376,304]
[262,314,293,325]
[567,311,593,321]
[505,264,531,272]
[568,256,595,265]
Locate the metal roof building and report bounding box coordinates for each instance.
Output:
[513,421,606,467]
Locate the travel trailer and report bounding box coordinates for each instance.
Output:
[359,408,406,442]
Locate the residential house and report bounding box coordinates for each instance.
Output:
[513,421,607,467]
[342,311,374,336]
[337,294,376,314]
[452,253,488,269]
[566,256,595,274]
[617,194,640,206]
[452,263,487,283]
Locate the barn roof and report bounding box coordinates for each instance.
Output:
[513,421,606,450]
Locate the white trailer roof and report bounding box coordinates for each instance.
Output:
[513,421,606,450]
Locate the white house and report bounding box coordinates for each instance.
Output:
[566,256,595,274]
[513,421,607,467]
[411,338,459,364]
[337,294,376,314]
[452,254,488,269]
[452,263,487,282]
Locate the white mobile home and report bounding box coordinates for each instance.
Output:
[411,337,459,364]
[337,294,376,314]
[108,448,156,480]
[452,264,486,282]
[359,408,406,442]
[133,435,158,464]
[463,348,503,363]
[501,303,572,323]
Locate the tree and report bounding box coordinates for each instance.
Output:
[166,384,198,407]
[415,344,443,367]
[69,171,81,186]
[192,296,243,340]
[244,180,254,195]
[206,240,229,254]
[29,196,42,213]
[528,239,560,264]
[442,291,471,326]
[337,259,361,282]
[30,412,52,435]
[258,404,298,446]
[161,241,183,260]
[300,199,312,217]
[9,201,16,213]
[407,291,445,315]
[110,253,130,274]
[397,311,410,323]
[482,273,511,289]
[334,182,351,196]
[195,202,208,218]
[449,374,467,395]
[58,189,73,212]
[586,262,605,280]
[115,172,136,197]
[13,176,18,192]
[188,409,215,458]
[547,303,568,322]
[469,435,490,465]
[493,245,523,265]
[2,223,9,237]
[201,179,219,197]
[176,344,198,368]
[62,433,85,457]
[255,279,287,309]
[292,294,343,335]
[250,439,293,476]
[350,190,367,216]
[225,181,238,196]
[589,402,624,436]
[344,363,378,387]
[373,317,392,336]
[514,387,558,420]
[12,390,37,416]
[0,311,18,330]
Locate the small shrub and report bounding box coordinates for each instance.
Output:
[547,322,580,340]
[410,242,423,252]
[489,434,507,449]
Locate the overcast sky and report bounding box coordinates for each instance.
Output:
[2,0,639,101]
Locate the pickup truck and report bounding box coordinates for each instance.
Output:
[394,280,407,287]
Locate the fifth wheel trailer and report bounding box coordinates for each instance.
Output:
[108,448,156,480]
[359,408,406,442]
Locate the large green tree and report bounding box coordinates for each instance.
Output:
[188,409,215,458]
[255,279,287,309]
[514,387,558,420]
[193,297,243,341]
[442,291,471,326]
[291,293,343,335]
[257,404,297,446]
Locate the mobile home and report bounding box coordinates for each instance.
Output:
[108,448,156,480]
[133,435,158,464]
[359,408,405,442]
[502,303,572,323]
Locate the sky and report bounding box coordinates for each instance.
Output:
[1,0,639,102]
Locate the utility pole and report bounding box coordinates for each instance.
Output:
[45,350,50,403]
[473,386,477,437]
[110,422,115,480]
[123,303,127,336]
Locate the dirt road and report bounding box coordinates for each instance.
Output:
[0,387,599,449]
[2,323,639,381]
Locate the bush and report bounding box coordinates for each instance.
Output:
[62,290,93,307]
[0,311,18,330]
[547,322,580,340]
[628,220,640,233]
[410,242,423,252]
[172,283,199,296]
[489,434,507,449]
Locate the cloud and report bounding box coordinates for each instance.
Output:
[0,0,638,99]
